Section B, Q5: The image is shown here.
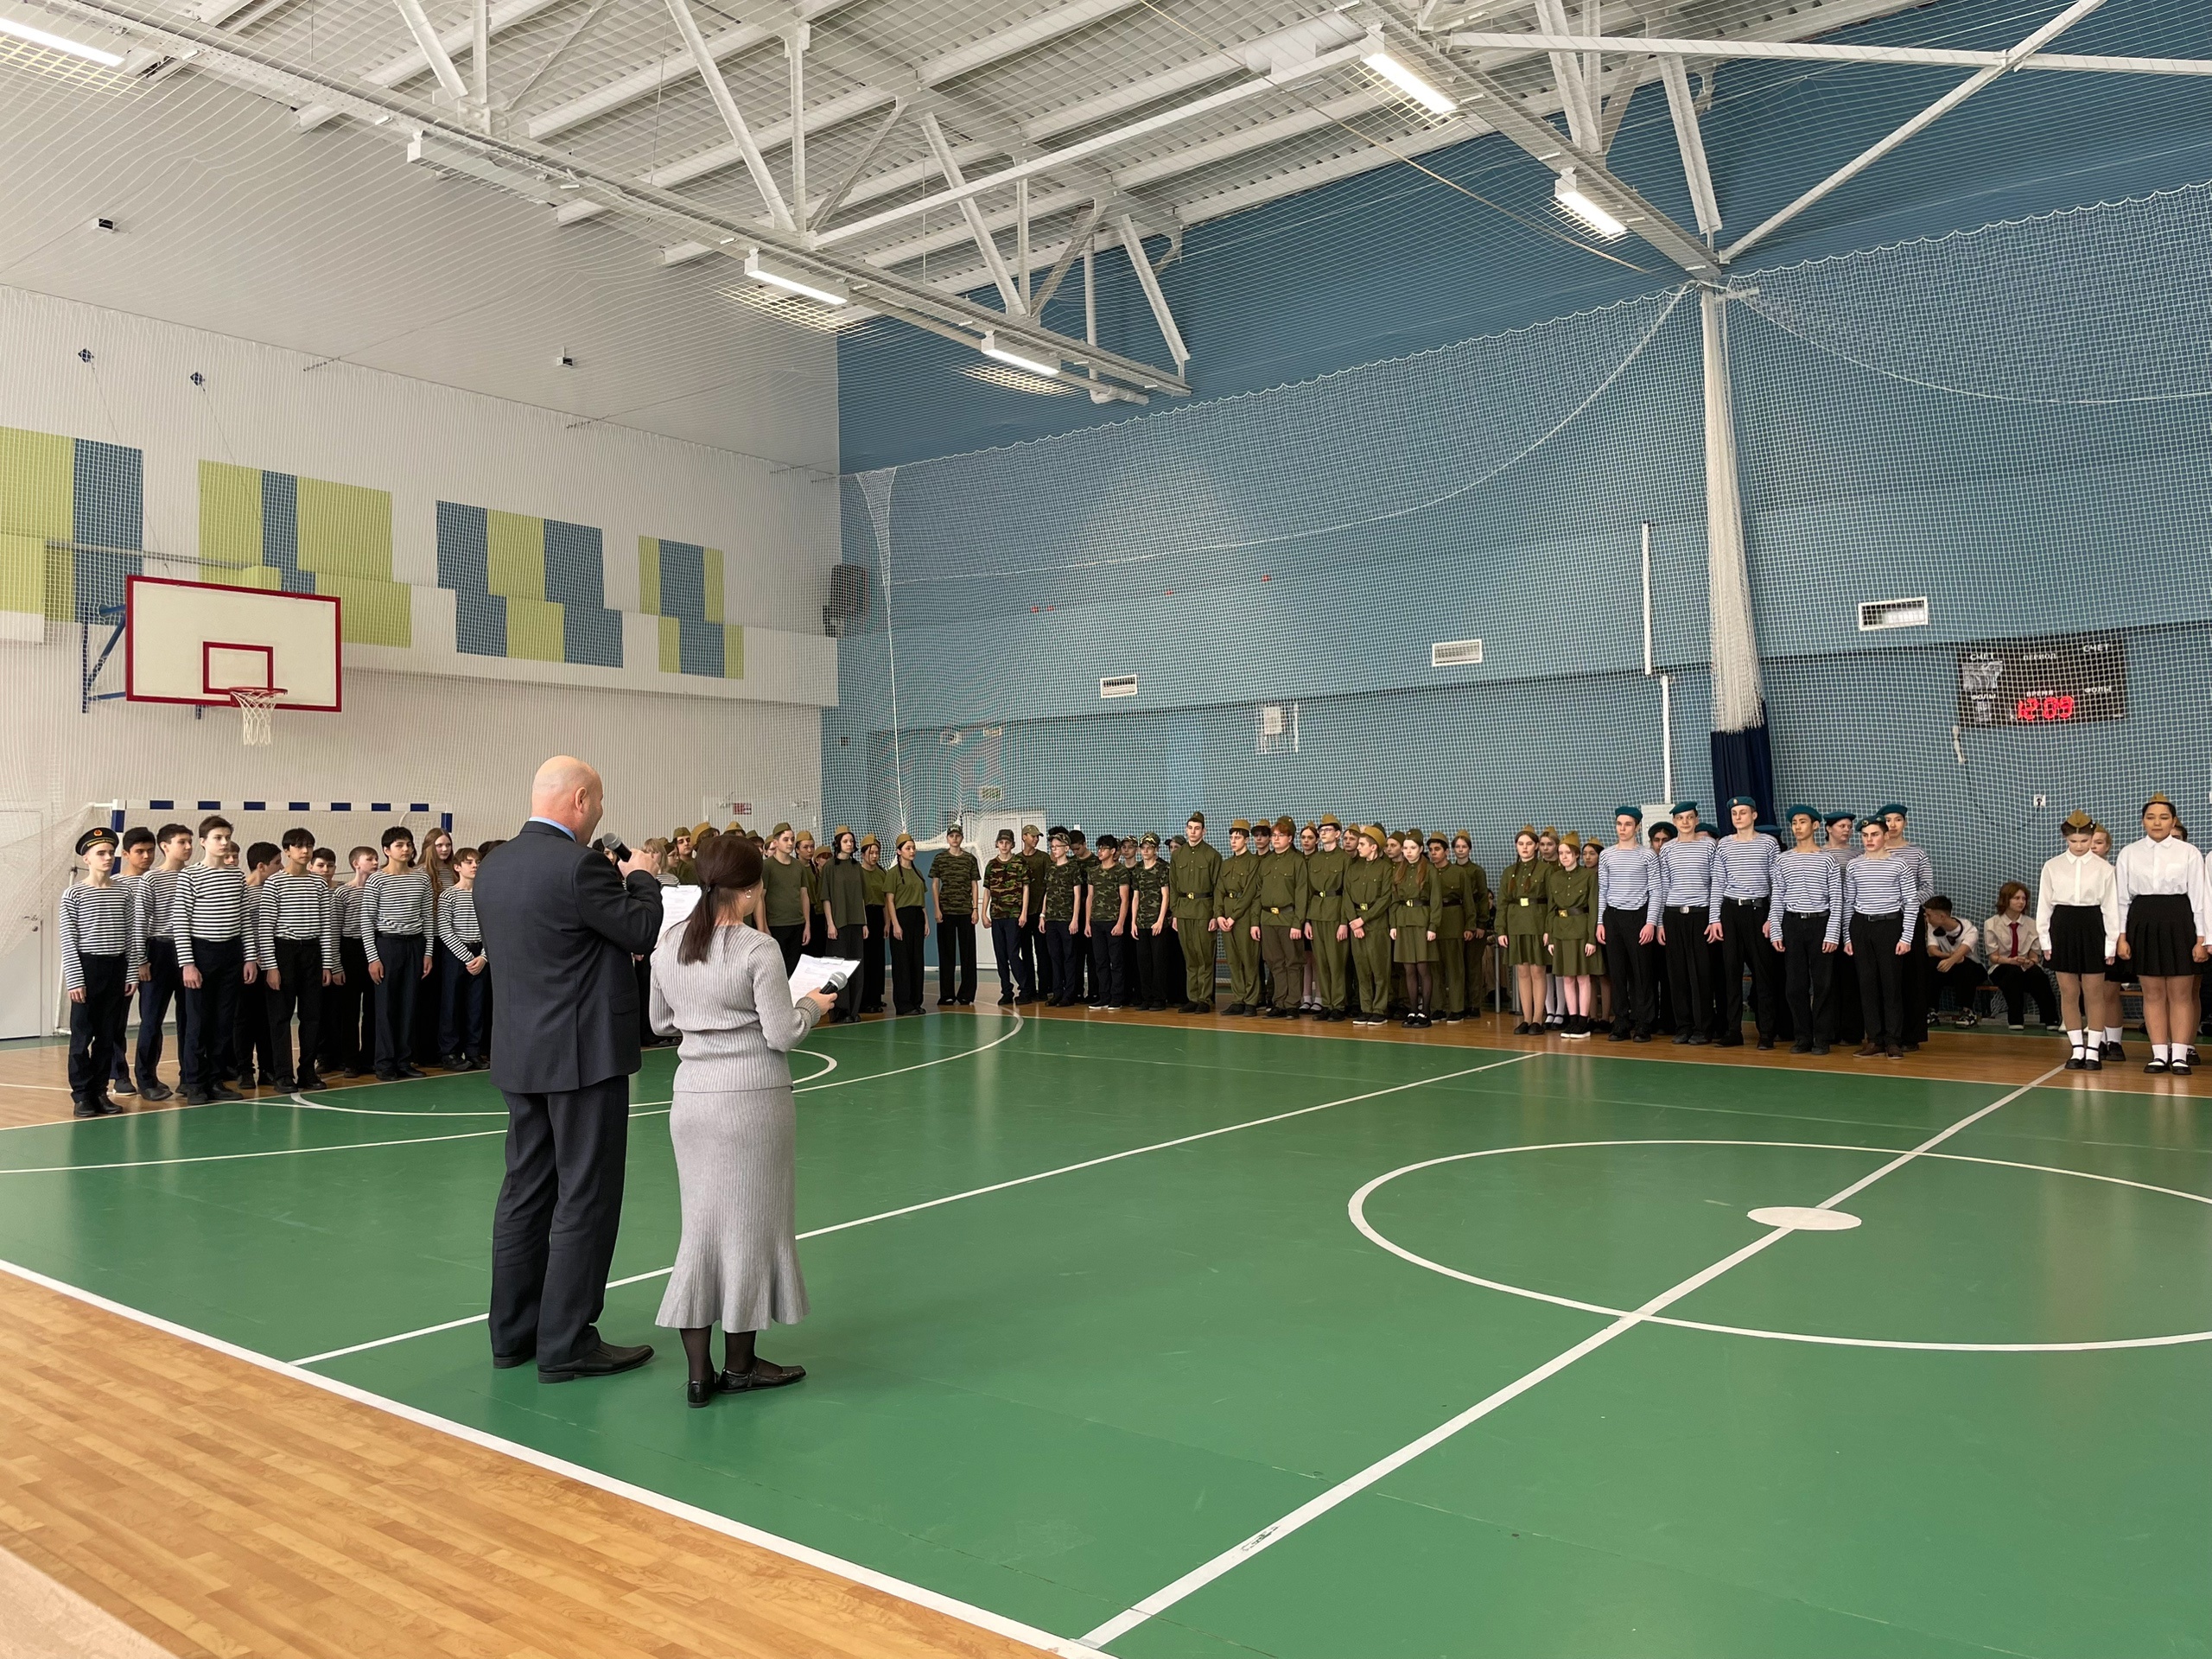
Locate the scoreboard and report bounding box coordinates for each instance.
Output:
[1957,632,2126,727]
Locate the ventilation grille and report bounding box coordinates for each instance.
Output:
[1859,596,1929,632]
[1100,674,1138,699]
[1432,638,1484,667]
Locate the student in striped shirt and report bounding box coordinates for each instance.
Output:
[1822,809,1865,1046]
[232,842,283,1089]
[1882,804,1936,1050]
[1656,803,1719,1045]
[1707,795,1782,1049]
[1768,806,1845,1054]
[437,847,489,1069]
[108,825,156,1098]
[363,825,434,1080]
[1843,816,1921,1060]
[324,847,378,1077]
[175,816,257,1105]
[261,828,339,1090]
[62,828,139,1117]
[130,823,195,1101]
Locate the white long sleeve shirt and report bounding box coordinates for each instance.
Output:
[2034,850,2118,956]
[2114,835,2210,942]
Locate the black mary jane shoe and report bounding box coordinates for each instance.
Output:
[2063,1053,2088,1071]
[2145,1058,2170,1074]
[718,1358,806,1393]
[2171,1058,2193,1076]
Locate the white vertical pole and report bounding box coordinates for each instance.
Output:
[1640,518,1653,675]
[470,0,489,127]
[1661,672,1675,804]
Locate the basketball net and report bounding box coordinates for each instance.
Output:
[226,685,283,747]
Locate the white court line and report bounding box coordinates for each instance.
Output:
[0,1257,1109,1659]
[276,1051,842,1118]
[291,1048,1536,1366]
[0,1079,73,1093]
[792,1009,1026,1090]
[1078,1063,2067,1649]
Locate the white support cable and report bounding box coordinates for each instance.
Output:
[390,0,468,104]
[660,0,795,232]
[1722,0,2107,261]
[1117,214,1189,372]
[919,111,1026,315]
[1658,53,1719,233]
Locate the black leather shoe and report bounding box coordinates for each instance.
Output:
[212,1084,245,1102]
[539,1340,653,1382]
[399,1065,428,1079]
[72,1100,102,1118]
[111,1077,137,1096]
[138,1080,174,1101]
[492,1349,536,1369]
[686,1377,717,1408]
[296,1072,326,1090]
[718,1357,805,1392]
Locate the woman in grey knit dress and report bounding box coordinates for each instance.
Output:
[651,836,837,1408]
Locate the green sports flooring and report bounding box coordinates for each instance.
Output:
[3,1015,2209,1658]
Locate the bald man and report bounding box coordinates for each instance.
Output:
[476,756,665,1383]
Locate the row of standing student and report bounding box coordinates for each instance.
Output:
[57,817,499,1116]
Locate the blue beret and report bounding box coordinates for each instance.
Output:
[1859,816,1885,831]
[1826,810,1856,825]
[1726,795,1757,810]
[1879,802,1908,818]
[1614,805,1643,822]
[1671,800,1698,815]
[1785,804,1819,822]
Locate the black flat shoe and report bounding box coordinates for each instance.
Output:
[111,1077,137,1096]
[686,1377,717,1408]
[212,1084,245,1102]
[492,1349,536,1369]
[138,1081,174,1101]
[2171,1058,2193,1076]
[539,1340,653,1382]
[2064,1054,2088,1071]
[295,1072,326,1090]
[719,1358,805,1392]
[2145,1058,2170,1074]
[72,1101,102,1118]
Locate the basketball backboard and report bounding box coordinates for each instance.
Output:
[125,576,341,711]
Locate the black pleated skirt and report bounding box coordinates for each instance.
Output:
[2048,904,2108,976]
[2125,893,2200,978]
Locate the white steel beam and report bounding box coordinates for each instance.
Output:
[1530,0,1595,145]
[1657,53,1717,232]
[391,0,468,104]
[1026,10,1364,143]
[469,0,489,125]
[1442,28,2212,76]
[920,110,1026,314]
[1030,200,1104,313]
[662,0,794,231]
[1724,0,2107,260]
[297,0,563,127]
[785,25,808,226]
[1116,213,1188,370]
[1595,51,1645,153]
[810,97,903,232]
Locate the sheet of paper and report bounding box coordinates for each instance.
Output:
[789,954,857,998]
[657,883,701,937]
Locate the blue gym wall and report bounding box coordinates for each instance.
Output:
[831,0,2212,916]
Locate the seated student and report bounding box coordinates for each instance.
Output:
[61,828,138,1117]
[1984,880,2060,1032]
[437,847,490,1069]
[1923,895,1987,1022]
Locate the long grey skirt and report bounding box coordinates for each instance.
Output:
[654,1082,810,1332]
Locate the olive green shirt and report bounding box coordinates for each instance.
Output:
[889,865,927,910]
[1344,856,1395,925]
[1460,860,1493,930]
[822,857,869,926]
[1431,861,1469,930]
[932,848,980,918]
[863,862,890,914]
[761,854,808,927]
[1255,849,1308,926]
[1131,859,1171,929]
[1215,849,1262,925]
[1168,839,1222,923]
[1304,847,1351,925]
[1390,861,1437,932]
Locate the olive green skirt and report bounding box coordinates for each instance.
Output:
[1507,928,1548,967]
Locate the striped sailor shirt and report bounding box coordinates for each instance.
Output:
[257,870,340,963]
[60,881,140,991]
[134,865,186,943]
[173,863,254,969]
[1844,853,1922,937]
[1766,849,1845,946]
[1657,835,1718,910]
[361,868,433,942]
[1708,833,1779,908]
[1594,843,1662,927]
[437,885,483,963]
[335,881,366,949]
[1891,840,1935,906]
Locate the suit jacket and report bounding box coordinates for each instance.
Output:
[476,821,664,1094]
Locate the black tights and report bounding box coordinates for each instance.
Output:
[1403,963,1431,1016]
[681,1325,756,1384]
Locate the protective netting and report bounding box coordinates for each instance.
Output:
[830,176,2212,925]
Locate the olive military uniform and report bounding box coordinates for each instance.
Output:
[1255,822,1308,1014]
[1390,859,1438,964]
[860,848,889,1013]
[1215,828,1263,1014]
[1020,833,1052,997]
[1502,856,1548,966]
[1345,849,1395,1020]
[1040,855,1084,1005]
[1545,860,1599,971]
[1431,856,1470,1014]
[1168,829,1223,1008]
[1304,833,1352,1018]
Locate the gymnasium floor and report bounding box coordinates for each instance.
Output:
[2,1010,2208,1658]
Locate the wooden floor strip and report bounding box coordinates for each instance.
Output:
[0,1267,1084,1659]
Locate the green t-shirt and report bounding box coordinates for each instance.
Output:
[762,855,807,926]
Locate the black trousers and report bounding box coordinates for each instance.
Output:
[891,906,927,1011]
[414,949,444,1065]
[1853,912,1907,1046]
[860,919,887,1011]
[1663,906,1713,1039]
[938,917,976,1003]
[769,923,805,974]
[1829,928,1864,1043]
[180,936,244,1094]
[489,1073,632,1372]
[1991,963,2060,1027]
[233,966,276,1083]
[1090,925,1124,1005]
[1059,914,1085,1001]
[440,944,487,1059]
[324,937,372,1072]
[68,952,130,1103]
[1022,916,1051,998]
[830,921,864,1017]
[1719,898,1780,1042]
[266,938,324,1082]
[1931,958,1988,1014]
[991,916,1031,1000]
[374,931,425,1075]
[1043,918,1077,1001]
[1780,912,1835,1044]
[136,937,181,1087]
[1603,908,1656,1035]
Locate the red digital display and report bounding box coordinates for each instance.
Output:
[2013,694,2077,722]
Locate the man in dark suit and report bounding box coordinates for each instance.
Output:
[476,756,664,1382]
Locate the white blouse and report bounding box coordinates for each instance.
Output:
[2034,850,2118,956]
[2113,836,2211,943]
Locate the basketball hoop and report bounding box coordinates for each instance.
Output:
[224,685,284,747]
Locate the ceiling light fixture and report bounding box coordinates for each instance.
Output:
[1554,168,1625,238]
[0,15,125,64]
[744,247,849,306]
[979,331,1061,378]
[1363,49,1456,115]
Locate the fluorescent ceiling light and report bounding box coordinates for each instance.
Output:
[979,331,1061,378]
[744,247,849,307]
[1363,49,1456,114]
[1554,168,1625,238]
[0,14,125,64]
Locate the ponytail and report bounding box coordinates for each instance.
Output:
[679,836,764,965]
